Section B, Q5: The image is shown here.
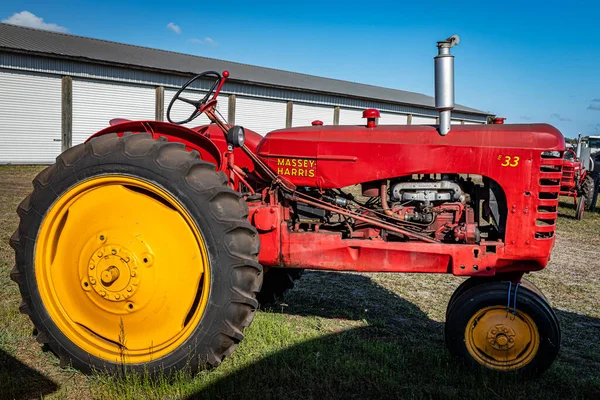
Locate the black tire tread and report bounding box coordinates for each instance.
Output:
[581,175,595,210]
[446,276,548,319]
[11,132,262,375]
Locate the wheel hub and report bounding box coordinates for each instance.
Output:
[86,245,140,302]
[465,306,540,371]
[487,324,516,350]
[36,175,210,364]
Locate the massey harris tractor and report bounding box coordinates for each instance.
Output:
[10,36,563,377]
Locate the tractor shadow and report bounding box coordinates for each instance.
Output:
[185,271,600,400]
[0,348,59,399]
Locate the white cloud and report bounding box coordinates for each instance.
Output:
[2,11,68,33]
[189,37,217,46]
[166,22,181,34]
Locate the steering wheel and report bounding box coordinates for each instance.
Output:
[167,71,222,125]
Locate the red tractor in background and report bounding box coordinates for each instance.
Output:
[560,149,594,219]
[10,36,563,377]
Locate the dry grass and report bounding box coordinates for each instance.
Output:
[0,165,599,399]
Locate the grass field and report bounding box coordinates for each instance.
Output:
[1,165,599,400]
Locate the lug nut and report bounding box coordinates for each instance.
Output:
[99,290,106,297]
[111,249,117,255]
[90,277,96,285]
[115,294,120,300]
[97,252,103,258]
[127,286,132,292]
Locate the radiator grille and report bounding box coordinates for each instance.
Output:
[536,152,562,239]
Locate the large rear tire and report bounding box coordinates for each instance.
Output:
[581,175,595,210]
[10,133,262,375]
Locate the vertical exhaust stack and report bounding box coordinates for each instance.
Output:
[435,35,460,136]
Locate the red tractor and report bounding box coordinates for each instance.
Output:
[10,36,563,377]
[560,148,594,219]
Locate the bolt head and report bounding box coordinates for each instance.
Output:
[89,263,95,270]
[111,249,117,255]
[90,277,96,285]
[131,271,137,277]
[99,290,106,297]
[127,286,133,292]
[115,294,120,300]
[97,252,103,258]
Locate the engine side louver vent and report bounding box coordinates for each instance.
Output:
[536,152,563,239]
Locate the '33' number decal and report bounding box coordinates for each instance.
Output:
[498,155,520,167]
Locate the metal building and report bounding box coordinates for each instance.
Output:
[0,23,492,164]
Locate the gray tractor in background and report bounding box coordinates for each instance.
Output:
[576,134,600,211]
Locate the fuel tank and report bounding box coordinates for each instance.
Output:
[256,123,564,188]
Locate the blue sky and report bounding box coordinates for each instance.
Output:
[1,0,598,138]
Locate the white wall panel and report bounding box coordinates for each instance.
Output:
[339,108,364,125]
[292,103,334,127]
[72,79,155,145]
[164,88,228,129]
[236,96,286,135]
[0,70,61,163]
[380,112,408,125]
[412,115,437,124]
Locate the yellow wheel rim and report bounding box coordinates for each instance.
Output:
[465,306,540,371]
[35,175,210,364]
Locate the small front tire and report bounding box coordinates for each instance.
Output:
[445,282,560,376]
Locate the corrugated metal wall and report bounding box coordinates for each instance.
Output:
[0,53,490,124]
[236,96,287,135]
[292,103,334,127]
[0,53,490,163]
[380,112,408,125]
[72,79,155,146]
[412,115,438,124]
[0,70,61,163]
[339,108,365,125]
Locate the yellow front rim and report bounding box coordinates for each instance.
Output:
[465,306,540,371]
[35,175,210,364]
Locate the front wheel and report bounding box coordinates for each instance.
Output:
[445,282,560,376]
[10,133,262,375]
[576,195,585,220]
